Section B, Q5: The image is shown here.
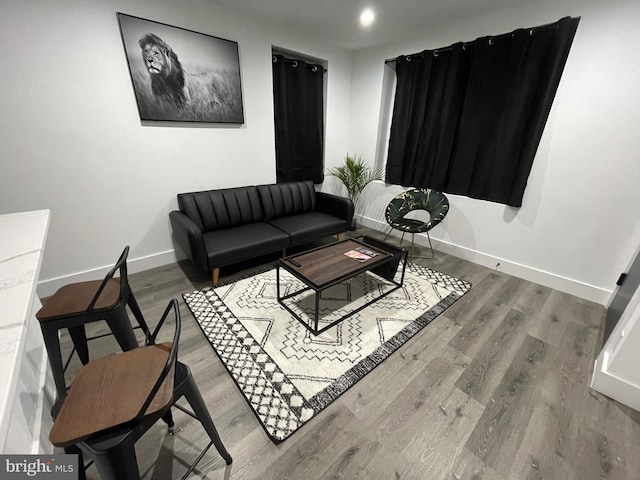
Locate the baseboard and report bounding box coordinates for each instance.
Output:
[38,221,613,305]
[36,249,179,298]
[356,215,612,305]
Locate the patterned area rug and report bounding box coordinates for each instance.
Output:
[183,264,471,442]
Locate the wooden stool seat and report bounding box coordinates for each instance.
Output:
[49,343,173,447]
[37,279,121,321]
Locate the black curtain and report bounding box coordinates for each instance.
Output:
[386,16,580,207]
[272,54,325,184]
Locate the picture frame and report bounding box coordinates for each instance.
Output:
[117,13,244,124]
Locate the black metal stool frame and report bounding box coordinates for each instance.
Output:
[71,300,232,479]
[38,246,149,401]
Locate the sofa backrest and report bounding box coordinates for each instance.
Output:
[257,181,317,221]
[177,186,265,232]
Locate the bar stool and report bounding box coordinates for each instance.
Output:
[49,299,232,479]
[36,246,149,401]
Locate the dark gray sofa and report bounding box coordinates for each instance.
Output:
[169,180,354,285]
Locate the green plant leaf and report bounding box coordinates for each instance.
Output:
[327,153,383,206]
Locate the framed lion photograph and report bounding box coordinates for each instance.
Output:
[117,13,244,123]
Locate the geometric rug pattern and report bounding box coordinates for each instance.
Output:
[183,263,471,442]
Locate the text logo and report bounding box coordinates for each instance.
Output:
[1,455,77,479]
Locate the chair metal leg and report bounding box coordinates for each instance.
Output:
[68,325,89,365]
[374,227,438,262]
[64,444,87,480]
[105,308,139,351]
[426,231,435,258]
[385,229,413,259]
[126,288,150,340]
[384,230,436,264]
[384,227,406,245]
[41,324,68,400]
[409,231,435,261]
[181,371,233,465]
[410,233,415,263]
[81,433,140,480]
[383,227,394,242]
[162,410,174,430]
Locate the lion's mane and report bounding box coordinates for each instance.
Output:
[139,33,187,106]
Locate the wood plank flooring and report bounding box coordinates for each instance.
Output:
[56,227,640,479]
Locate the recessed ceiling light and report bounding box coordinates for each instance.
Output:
[360,8,375,28]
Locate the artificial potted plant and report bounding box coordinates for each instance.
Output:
[328,153,383,229]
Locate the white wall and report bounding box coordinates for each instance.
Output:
[2,0,638,305]
[348,0,640,304]
[0,0,352,295]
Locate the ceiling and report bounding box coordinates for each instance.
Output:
[209,0,537,50]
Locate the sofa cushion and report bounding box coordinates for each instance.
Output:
[203,222,289,267]
[257,181,316,221]
[178,186,264,232]
[268,212,346,245]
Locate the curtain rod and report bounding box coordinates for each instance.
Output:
[273,55,327,73]
[385,17,575,65]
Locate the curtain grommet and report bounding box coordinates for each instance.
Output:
[433,50,439,57]
[489,38,495,45]
[292,61,298,67]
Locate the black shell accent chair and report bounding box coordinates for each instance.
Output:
[383,189,449,262]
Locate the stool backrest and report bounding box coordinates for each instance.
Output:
[87,246,130,311]
[134,298,181,421]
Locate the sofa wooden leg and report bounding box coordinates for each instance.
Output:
[212,268,220,286]
[337,233,342,241]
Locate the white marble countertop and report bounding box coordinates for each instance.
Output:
[0,210,50,449]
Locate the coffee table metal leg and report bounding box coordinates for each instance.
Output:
[314,289,321,333]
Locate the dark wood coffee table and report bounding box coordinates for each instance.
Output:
[276,237,407,335]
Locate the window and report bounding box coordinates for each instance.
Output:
[385,17,580,207]
[272,49,327,184]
